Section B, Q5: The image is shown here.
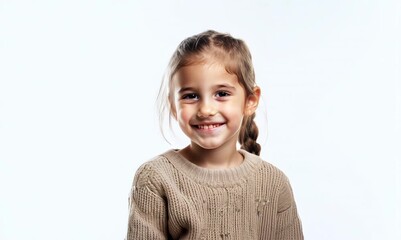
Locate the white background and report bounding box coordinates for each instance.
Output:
[1,0,400,239]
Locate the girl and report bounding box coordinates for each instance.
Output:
[126,30,303,240]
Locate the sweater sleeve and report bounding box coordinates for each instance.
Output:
[126,164,169,240]
[275,176,304,240]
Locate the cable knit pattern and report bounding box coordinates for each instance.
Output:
[126,149,303,240]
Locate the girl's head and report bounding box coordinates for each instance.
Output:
[158,30,261,155]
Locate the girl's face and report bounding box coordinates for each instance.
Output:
[171,60,258,151]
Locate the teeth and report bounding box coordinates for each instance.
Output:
[198,124,221,129]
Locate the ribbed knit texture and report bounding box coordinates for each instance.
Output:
[126,149,303,240]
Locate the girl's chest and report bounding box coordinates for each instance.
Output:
[166,182,277,240]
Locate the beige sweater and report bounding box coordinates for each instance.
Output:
[126,149,303,240]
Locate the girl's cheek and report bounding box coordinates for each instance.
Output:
[222,104,242,112]
[177,108,192,121]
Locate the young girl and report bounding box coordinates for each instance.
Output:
[126,30,303,240]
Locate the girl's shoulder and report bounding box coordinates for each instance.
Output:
[240,149,289,181]
[241,150,294,194]
[133,150,174,181]
[131,150,176,196]
[259,158,289,180]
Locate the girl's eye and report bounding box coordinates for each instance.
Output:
[216,91,230,97]
[182,93,199,100]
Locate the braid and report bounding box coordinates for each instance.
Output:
[239,113,261,156]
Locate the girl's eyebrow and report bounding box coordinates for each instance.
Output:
[178,87,196,94]
[178,84,236,93]
[215,84,236,91]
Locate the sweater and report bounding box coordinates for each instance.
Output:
[126,149,303,240]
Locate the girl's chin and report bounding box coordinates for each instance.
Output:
[190,139,228,151]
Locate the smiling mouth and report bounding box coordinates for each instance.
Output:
[194,123,224,130]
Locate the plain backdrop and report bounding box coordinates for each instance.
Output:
[0,0,400,239]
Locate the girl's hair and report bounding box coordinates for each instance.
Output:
[157,30,261,155]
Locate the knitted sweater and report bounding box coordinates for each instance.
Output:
[126,149,303,240]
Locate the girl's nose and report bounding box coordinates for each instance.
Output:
[197,100,217,118]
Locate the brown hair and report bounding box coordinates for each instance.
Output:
[157,30,261,155]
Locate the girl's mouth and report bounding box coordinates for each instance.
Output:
[194,123,224,130]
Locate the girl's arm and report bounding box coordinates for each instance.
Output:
[126,165,168,240]
[275,176,304,240]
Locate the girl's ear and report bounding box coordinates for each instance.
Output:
[170,104,177,120]
[166,91,177,120]
[172,108,177,120]
[170,100,178,120]
[245,86,261,116]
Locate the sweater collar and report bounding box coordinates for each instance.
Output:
[161,149,262,187]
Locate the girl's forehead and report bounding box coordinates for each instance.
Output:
[173,62,239,87]
[181,49,232,67]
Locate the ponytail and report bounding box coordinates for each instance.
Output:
[239,113,261,156]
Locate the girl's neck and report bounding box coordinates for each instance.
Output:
[179,143,244,169]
